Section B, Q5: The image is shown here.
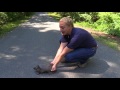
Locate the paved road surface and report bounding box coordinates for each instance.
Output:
[0,12,120,78]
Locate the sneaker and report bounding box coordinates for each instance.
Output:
[77,58,91,68]
[76,62,88,68]
[60,59,67,63]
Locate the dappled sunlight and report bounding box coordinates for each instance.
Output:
[87,74,103,78]
[21,21,59,33]
[38,22,59,32]
[10,46,20,52]
[70,73,102,78]
[33,24,42,28]
[38,28,52,32]
[58,72,76,78]
[118,47,120,51]
[38,28,58,32]
[107,61,119,68]
[57,68,104,78]
[0,53,16,60]
[45,22,59,29]
[38,56,53,62]
[39,56,47,60]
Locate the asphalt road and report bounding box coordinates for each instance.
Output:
[0,12,120,78]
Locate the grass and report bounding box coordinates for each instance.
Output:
[93,33,120,50]
[0,20,25,37]
[47,12,120,51]
[0,13,35,37]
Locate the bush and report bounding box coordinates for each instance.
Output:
[5,12,23,21]
[0,12,8,26]
[56,12,80,22]
[94,12,120,37]
[79,14,91,22]
[5,12,33,21]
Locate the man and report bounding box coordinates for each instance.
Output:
[50,17,97,72]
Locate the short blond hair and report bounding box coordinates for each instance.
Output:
[60,17,74,27]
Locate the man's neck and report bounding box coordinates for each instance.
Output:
[68,27,73,35]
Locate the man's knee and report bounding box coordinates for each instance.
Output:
[60,57,66,63]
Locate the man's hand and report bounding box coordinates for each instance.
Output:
[51,64,57,72]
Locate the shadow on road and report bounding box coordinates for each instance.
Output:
[57,57,109,74]
[0,12,61,77]
[0,12,120,78]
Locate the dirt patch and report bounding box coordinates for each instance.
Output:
[77,26,120,44]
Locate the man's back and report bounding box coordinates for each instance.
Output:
[60,27,97,49]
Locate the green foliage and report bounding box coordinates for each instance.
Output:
[88,12,100,22]
[48,12,120,51]
[56,12,80,22]
[5,12,34,21]
[94,12,120,37]
[6,12,18,21]
[0,12,8,27]
[57,12,100,23]
[0,12,34,37]
[55,12,120,37]
[79,14,91,22]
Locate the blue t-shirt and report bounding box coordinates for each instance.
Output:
[60,27,97,49]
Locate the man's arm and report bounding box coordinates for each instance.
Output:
[51,44,74,71]
[51,42,68,64]
[54,46,74,65]
[55,42,68,58]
